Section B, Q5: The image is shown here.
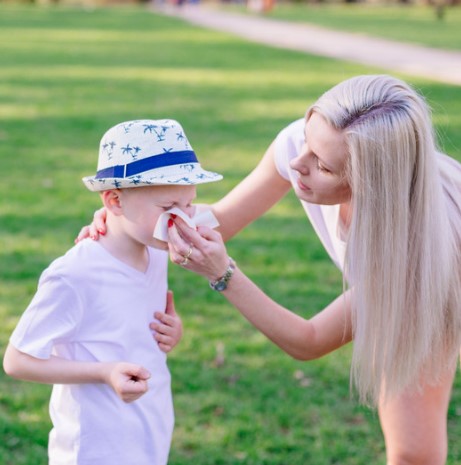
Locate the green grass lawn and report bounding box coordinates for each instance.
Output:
[1,4,461,464]
[217,1,461,50]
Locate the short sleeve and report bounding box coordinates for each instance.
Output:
[273,118,305,181]
[10,273,83,360]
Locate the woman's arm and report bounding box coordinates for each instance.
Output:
[3,344,151,403]
[167,222,352,360]
[220,267,352,360]
[212,141,292,241]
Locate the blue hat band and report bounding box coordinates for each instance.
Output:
[95,150,198,179]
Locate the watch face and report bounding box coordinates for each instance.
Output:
[215,281,227,291]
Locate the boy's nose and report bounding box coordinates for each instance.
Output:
[183,205,194,218]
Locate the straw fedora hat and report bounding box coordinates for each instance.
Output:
[83,119,222,191]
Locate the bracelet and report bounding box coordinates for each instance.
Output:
[209,257,235,292]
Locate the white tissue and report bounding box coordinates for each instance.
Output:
[153,207,220,242]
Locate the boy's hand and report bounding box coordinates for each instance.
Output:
[150,291,183,353]
[105,362,151,403]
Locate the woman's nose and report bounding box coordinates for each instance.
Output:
[290,152,309,175]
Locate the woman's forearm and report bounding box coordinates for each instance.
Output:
[167,203,352,360]
[221,267,353,360]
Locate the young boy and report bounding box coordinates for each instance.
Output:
[3,119,222,465]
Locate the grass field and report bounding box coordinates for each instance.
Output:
[219,2,461,50]
[1,4,461,464]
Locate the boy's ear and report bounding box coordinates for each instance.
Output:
[100,189,123,216]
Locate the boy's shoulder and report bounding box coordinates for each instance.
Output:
[41,241,168,291]
[41,239,105,283]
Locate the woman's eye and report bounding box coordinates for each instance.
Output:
[317,160,331,174]
[311,152,332,174]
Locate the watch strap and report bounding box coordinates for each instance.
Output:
[209,257,235,292]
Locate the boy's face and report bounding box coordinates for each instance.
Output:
[118,184,197,250]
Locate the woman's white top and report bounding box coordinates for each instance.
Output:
[273,117,461,273]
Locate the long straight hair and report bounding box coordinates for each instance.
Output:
[309,75,461,405]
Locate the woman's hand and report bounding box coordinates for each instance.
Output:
[167,216,230,282]
[75,207,108,243]
[150,291,183,353]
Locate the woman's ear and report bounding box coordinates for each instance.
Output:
[100,189,123,216]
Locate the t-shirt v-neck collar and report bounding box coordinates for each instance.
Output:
[88,240,155,280]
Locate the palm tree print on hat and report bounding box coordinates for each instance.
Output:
[121,144,142,160]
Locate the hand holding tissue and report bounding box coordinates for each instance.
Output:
[153,207,220,242]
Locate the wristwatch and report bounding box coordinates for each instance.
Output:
[209,257,235,292]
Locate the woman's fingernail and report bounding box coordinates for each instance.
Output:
[170,214,177,219]
[168,218,174,228]
[98,229,105,235]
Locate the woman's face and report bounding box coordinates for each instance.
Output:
[290,112,351,205]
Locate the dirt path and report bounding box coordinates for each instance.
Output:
[157,4,461,86]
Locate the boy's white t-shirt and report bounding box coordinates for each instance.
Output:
[273,117,461,273]
[10,239,173,465]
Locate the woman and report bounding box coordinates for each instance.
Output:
[82,75,461,464]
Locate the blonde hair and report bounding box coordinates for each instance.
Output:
[309,75,461,405]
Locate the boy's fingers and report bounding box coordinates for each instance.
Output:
[165,291,176,316]
[153,324,171,337]
[158,343,172,353]
[153,312,173,327]
[126,365,150,380]
[153,292,176,325]
[137,368,151,380]
[154,332,170,344]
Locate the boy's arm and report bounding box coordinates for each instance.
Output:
[3,344,151,403]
